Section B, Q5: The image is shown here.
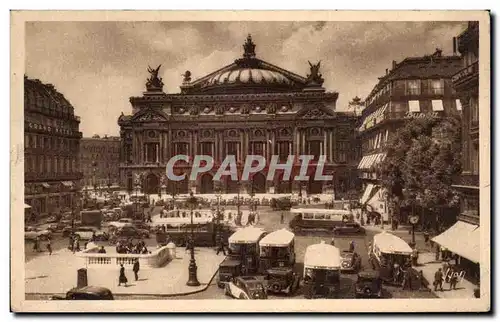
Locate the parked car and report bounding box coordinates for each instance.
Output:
[354,271,383,298]
[132,221,152,232]
[340,250,362,272]
[114,225,150,239]
[333,222,365,235]
[51,286,114,300]
[224,276,268,300]
[24,226,52,241]
[107,218,135,229]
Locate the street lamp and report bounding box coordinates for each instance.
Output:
[215,184,222,250]
[186,191,200,287]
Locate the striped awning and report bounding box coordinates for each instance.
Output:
[41,183,50,188]
[357,153,387,170]
[62,181,74,187]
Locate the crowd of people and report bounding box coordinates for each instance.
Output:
[116,239,149,254]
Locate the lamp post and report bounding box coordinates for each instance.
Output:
[215,185,222,250]
[92,161,97,206]
[186,191,200,286]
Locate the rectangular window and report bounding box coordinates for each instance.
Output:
[276,141,291,162]
[226,142,240,161]
[175,143,189,156]
[200,142,213,156]
[251,142,265,156]
[431,100,444,111]
[406,80,421,95]
[429,79,444,95]
[144,143,159,163]
[470,96,479,124]
[307,141,321,161]
[408,100,421,113]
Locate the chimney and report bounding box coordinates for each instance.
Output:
[392,60,397,69]
[385,68,389,75]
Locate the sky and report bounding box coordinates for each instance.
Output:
[25,21,467,137]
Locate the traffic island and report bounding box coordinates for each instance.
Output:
[25,246,225,297]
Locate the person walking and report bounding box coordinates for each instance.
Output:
[349,240,355,252]
[280,212,284,224]
[216,235,227,256]
[330,237,335,247]
[46,237,52,255]
[133,259,140,281]
[434,268,444,291]
[33,236,39,252]
[449,267,458,290]
[118,264,128,286]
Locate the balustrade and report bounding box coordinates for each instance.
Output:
[77,245,171,268]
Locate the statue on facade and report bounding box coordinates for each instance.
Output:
[182,71,192,84]
[146,65,164,91]
[306,61,325,86]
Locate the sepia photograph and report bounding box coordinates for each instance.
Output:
[10,10,490,313]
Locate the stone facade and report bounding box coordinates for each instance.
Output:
[79,136,121,191]
[24,76,83,215]
[451,21,480,225]
[117,35,360,197]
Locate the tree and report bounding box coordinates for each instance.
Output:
[379,115,462,226]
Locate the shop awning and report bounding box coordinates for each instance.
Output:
[360,183,375,205]
[366,187,388,221]
[62,181,74,187]
[24,204,31,209]
[456,99,463,111]
[41,183,50,188]
[432,221,480,264]
[357,156,368,169]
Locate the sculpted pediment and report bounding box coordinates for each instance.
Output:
[131,109,169,122]
[296,105,334,119]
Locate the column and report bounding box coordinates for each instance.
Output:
[302,130,306,154]
[294,128,299,159]
[194,130,198,156]
[156,143,159,163]
[330,130,334,162]
[168,129,172,160]
[266,130,270,161]
[240,130,245,161]
[324,129,327,160]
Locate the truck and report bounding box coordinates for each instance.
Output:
[80,210,103,229]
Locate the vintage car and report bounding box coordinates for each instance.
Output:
[258,228,299,295]
[50,286,114,300]
[106,218,135,229]
[333,222,366,235]
[224,276,268,300]
[217,258,242,288]
[340,250,362,272]
[264,267,301,295]
[113,225,150,239]
[73,226,109,241]
[369,232,413,284]
[355,271,383,298]
[132,220,152,232]
[24,226,52,241]
[303,241,341,299]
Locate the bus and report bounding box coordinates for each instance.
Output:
[288,208,353,233]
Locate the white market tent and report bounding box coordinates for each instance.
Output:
[432,221,480,264]
[259,228,294,247]
[304,241,341,269]
[373,232,413,255]
[228,226,266,244]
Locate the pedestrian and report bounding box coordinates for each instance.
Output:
[402,268,412,290]
[133,258,140,281]
[435,244,440,261]
[349,240,355,252]
[90,231,96,242]
[434,268,444,291]
[33,237,39,252]
[46,237,52,255]
[449,267,458,290]
[118,264,128,286]
[216,235,227,256]
[330,237,335,246]
[280,212,284,224]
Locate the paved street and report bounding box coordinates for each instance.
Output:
[25,205,438,300]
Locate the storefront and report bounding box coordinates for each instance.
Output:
[432,220,480,285]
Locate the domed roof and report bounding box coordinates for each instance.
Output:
[180,35,309,94]
[205,68,293,87]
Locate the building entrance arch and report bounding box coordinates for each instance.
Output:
[252,172,267,194]
[200,174,214,194]
[144,173,160,195]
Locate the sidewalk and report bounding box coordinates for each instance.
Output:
[417,252,477,299]
[25,247,224,296]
